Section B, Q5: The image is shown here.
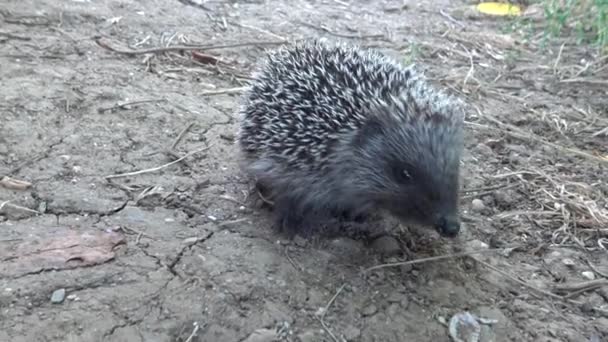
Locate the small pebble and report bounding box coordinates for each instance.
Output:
[562,258,575,267]
[582,271,596,280]
[400,263,413,273]
[297,331,316,342]
[386,292,403,303]
[361,304,378,317]
[471,199,485,212]
[371,235,401,256]
[242,328,278,342]
[51,289,66,304]
[468,239,489,250]
[293,235,307,247]
[343,325,361,340]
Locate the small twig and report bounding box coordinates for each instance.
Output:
[184,322,200,342]
[553,42,565,75]
[105,145,212,179]
[217,218,248,227]
[298,21,384,40]
[362,246,518,273]
[170,122,195,151]
[200,87,247,96]
[474,256,608,316]
[95,36,287,56]
[554,279,608,299]
[473,257,565,300]
[97,99,166,114]
[317,317,342,342]
[0,201,40,215]
[439,9,465,28]
[218,195,246,206]
[558,78,608,86]
[0,238,23,242]
[0,31,31,41]
[476,107,608,165]
[322,283,346,320]
[587,259,608,279]
[231,22,288,41]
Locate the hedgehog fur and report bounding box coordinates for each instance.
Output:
[236,39,466,238]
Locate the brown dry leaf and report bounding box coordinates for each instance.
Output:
[0,176,32,190]
[0,228,126,277]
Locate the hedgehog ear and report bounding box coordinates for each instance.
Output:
[353,116,385,148]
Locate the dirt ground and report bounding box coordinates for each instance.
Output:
[1,0,607,341]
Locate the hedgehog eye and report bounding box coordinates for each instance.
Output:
[399,169,412,183]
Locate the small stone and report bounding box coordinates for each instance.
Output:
[51,289,66,304]
[400,263,413,273]
[386,292,403,303]
[471,199,485,212]
[476,143,494,157]
[371,235,401,256]
[343,325,361,341]
[328,237,364,256]
[562,258,576,267]
[242,328,279,342]
[361,304,378,317]
[582,271,596,280]
[468,239,489,250]
[297,331,316,342]
[494,191,514,208]
[67,294,78,301]
[400,297,410,309]
[293,235,307,247]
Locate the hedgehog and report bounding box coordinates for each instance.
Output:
[236,39,466,238]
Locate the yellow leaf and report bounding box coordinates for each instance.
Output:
[476,2,521,16]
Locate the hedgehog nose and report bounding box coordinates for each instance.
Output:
[436,216,460,237]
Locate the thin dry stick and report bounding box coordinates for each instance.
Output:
[322,284,347,320]
[475,256,608,316]
[439,9,465,28]
[473,257,565,300]
[232,22,288,41]
[97,99,166,114]
[299,21,384,40]
[0,201,40,214]
[587,259,608,279]
[553,42,565,75]
[95,36,287,56]
[362,246,518,273]
[477,108,608,165]
[170,122,196,151]
[317,284,347,342]
[559,78,608,86]
[184,323,199,342]
[554,279,608,299]
[217,218,248,227]
[105,145,212,179]
[218,195,246,206]
[200,87,247,96]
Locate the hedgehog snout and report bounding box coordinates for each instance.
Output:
[435,215,460,238]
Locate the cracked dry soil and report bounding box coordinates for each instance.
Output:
[1,0,608,341]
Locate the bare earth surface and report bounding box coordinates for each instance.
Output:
[1,0,608,341]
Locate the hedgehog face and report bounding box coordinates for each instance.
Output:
[352,113,463,237]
